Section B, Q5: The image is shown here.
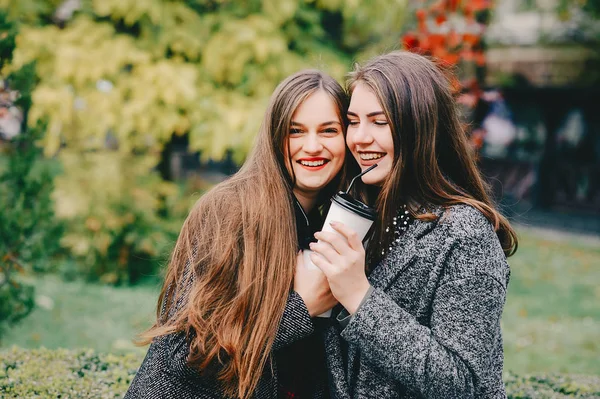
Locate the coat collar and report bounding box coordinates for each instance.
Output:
[367,205,445,291]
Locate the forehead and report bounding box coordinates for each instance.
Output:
[291,90,341,122]
[348,82,382,112]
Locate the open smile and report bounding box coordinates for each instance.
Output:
[297,158,330,171]
[357,151,386,166]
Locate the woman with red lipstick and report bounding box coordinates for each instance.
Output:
[125,70,348,399]
[308,51,518,398]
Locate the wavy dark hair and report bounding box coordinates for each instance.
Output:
[138,70,348,399]
[347,51,517,263]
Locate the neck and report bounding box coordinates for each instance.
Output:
[293,189,317,213]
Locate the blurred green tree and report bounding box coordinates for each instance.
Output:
[0,11,62,339]
[0,0,408,284]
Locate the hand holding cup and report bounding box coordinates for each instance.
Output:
[294,251,338,317]
[309,222,371,314]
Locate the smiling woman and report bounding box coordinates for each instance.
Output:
[124,70,348,399]
[308,51,519,399]
[346,83,395,186]
[286,90,346,211]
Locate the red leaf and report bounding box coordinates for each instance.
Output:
[448,30,461,47]
[475,51,486,66]
[441,53,460,66]
[463,32,480,45]
[429,33,446,49]
[418,35,431,51]
[463,4,474,19]
[402,33,420,50]
[470,0,491,11]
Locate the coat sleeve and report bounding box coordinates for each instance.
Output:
[272,290,315,351]
[339,228,508,398]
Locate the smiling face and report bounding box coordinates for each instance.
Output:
[286,89,345,207]
[346,82,394,186]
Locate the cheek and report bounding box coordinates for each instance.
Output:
[333,137,346,161]
[286,138,299,158]
[382,128,395,153]
[345,131,357,151]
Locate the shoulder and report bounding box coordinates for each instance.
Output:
[436,204,495,240]
[414,203,497,247]
[427,204,510,286]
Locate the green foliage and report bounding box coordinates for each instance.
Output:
[54,152,199,284]
[5,0,408,161]
[504,372,600,398]
[0,11,17,70]
[0,11,61,338]
[0,279,34,343]
[0,0,409,284]
[0,347,599,398]
[0,347,140,398]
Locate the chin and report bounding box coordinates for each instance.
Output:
[361,174,385,187]
[297,183,326,193]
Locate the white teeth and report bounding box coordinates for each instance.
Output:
[360,153,384,160]
[300,160,326,167]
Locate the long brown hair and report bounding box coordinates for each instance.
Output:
[347,51,517,262]
[138,70,348,398]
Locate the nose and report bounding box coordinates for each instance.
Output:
[303,132,323,154]
[348,122,373,146]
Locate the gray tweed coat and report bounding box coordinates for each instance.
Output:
[324,204,510,399]
[124,199,328,399]
[124,291,325,399]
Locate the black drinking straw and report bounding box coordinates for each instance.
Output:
[345,164,378,194]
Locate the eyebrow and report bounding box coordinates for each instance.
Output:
[347,111,385,118]
[290,121,342,127]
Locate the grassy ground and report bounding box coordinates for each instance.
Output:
[502,226,600,375]
[1,276,159,356]
[2,227,599,375]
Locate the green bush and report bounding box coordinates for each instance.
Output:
[0,11,62,338]
[0,347,140,398]
[504,372,600,398]
[1,347,599,398]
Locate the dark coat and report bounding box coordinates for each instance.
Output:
[124,291,322,399]
[324,205,511,399]
[124,200,327,399]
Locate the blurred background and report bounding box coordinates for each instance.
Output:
[0,0,598,385]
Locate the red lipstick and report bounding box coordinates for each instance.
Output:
[297,157,329,171]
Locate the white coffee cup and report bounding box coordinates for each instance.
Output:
[305,192,376,317]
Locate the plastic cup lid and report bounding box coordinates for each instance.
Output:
[331,192,376,220]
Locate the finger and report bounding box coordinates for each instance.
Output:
[309,241,340,265]
[327,221,364,252]
[309,251,335,277]
[313,231,353,256]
